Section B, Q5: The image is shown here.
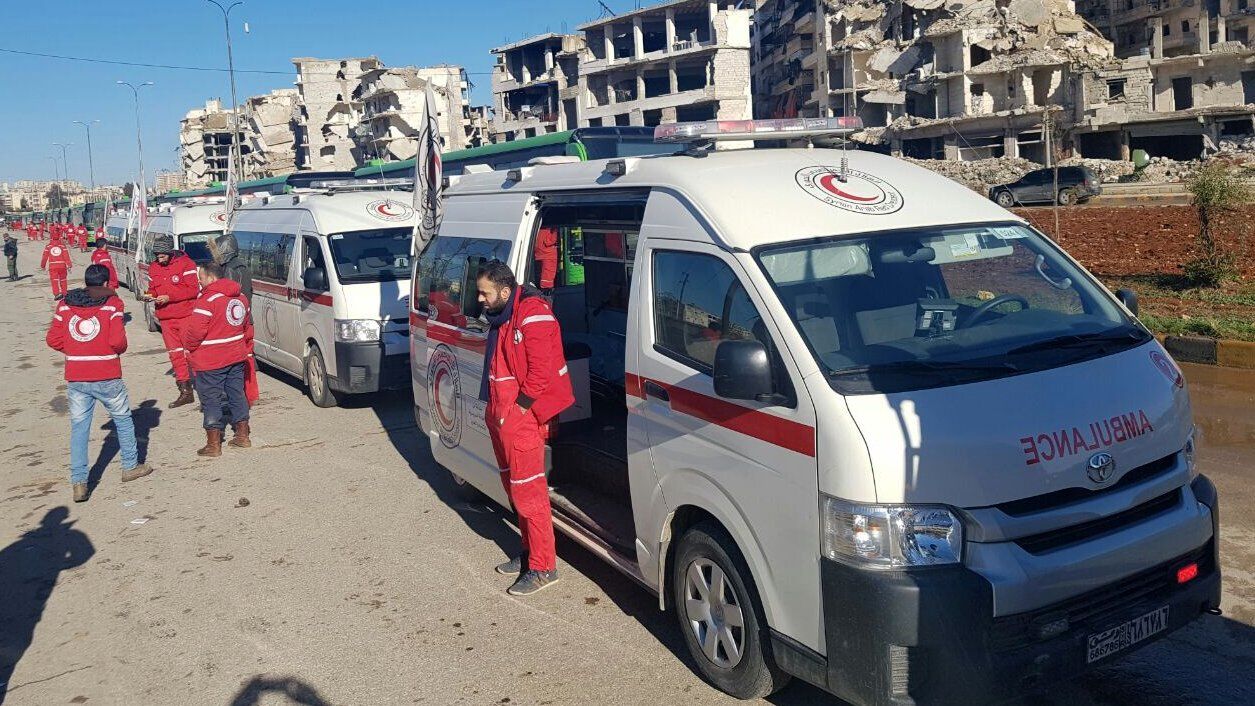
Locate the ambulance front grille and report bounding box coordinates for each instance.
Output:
[1012,488,1181,555]
[995,452,1178,517]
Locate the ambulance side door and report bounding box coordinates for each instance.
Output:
[417,192,531,506]
[632,193,823,653]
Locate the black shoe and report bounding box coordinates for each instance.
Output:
[495,554,527,575]
[507,569,559,596]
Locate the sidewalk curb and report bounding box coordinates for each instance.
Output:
[1157,334,1255,370]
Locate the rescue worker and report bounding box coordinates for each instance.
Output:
[182,261,254,457]
[144,234,200,407]
[533,226,559,296]
[91,238,119,290]
[40,233,73,298]
[477,259,574,596]
[4,233,18,281]
[76,225,89,253]
[26,223,37,242]
[46,264,153,502]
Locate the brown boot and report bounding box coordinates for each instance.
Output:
[169,380,195,408]
[197,428,223,457]
[228,420,252,448]
[72,482,90,502]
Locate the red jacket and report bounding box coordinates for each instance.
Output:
[147,251,200,320]
[40,242,73,270]
[533,227,559,289]
[182,277,254,373]
[486,288,574,425]
[46,287,127,381]
[91,248,119,289]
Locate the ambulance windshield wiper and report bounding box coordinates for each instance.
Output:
[1006,328,1147,357]
[830,358,1019,378]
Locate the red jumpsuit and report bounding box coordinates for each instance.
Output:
[40,239,73,297]
[533,227,559,290]
[147,251,201,382]
[91,247,119,290]
[485,290,575,573]
[76,226,88,252]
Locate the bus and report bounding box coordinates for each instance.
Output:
[352,126,688,180]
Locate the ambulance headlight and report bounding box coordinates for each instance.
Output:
[821,496,963,568]
[335,319,381,343]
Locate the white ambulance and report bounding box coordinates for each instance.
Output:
[223,184,415,407]
[103,213,136,291]
[137,201,228,331]
[408,120,1220,704]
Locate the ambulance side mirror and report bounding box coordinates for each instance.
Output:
[713,340,775,403]
[1116,288,1139,316]
[303,266,328,292]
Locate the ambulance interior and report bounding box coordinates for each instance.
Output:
[527,200,642,554]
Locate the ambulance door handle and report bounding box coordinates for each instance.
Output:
[644,381,669,402]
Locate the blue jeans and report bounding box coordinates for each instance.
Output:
[68,379,139,484]
[193,362,249,430]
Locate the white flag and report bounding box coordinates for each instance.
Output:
[412,80,444,248]
[225,120,239,224]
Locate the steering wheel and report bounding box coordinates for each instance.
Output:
[963,294,1029,328]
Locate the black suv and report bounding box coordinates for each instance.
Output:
[988,166,1101,207]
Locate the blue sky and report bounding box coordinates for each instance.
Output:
[0,0,631,187]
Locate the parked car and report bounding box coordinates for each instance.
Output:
[989,166,1102,207]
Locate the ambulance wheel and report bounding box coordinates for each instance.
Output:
[446,466,485,501]
[672,522,789,700]
[303,345,342,408]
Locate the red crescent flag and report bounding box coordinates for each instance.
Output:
[412,80,444,249]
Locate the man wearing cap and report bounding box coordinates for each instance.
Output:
[144,234,200,407]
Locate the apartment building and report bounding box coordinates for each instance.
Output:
[576,0,754,127]
[360,65,476,159]
[179,98,251,188]
[293,57,381,171]
[490,33,583,141]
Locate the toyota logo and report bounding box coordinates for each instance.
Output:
[1087,452,1116,484]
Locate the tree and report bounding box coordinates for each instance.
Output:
[19,197,30,211]
[1184,161,1247,287]
[46,183,69,209]
[122,183,135,199]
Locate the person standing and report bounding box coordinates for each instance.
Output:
[46,264,153,502]
[91,238,119,290]
[40,233,73,298]
[76,225,88,253]
[183,262,254,457]
[477,260,574,596]
[144,235,200,407]
[4,233,17,281]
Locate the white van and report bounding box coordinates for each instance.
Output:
[103,213,136,291]
[408,121,1220,705]
[225,186,415,407]
[137,201,227,331]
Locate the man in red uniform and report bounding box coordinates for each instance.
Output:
[91,238,119,289]
[533,226,559,295]
[144,235,200,407]
[183,261,255,457]
[40,234,73,298]
[76,225,89,253]
[477,259,574,596]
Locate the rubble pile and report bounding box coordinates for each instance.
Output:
[1058,157,1134,183]
[1137,157,1199,184]
[903,155,1037,193]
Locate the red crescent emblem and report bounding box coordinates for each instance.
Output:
[817,174,880,202]
[433,368,454,426]
[377,202,401,217]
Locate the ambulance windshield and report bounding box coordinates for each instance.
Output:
[756,222,1150,394]
[329,227,413,283]
[179,232,218,264]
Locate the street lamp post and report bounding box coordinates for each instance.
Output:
[52,142,73,186]
[49,156,60,183]
[205,1,244,184]
[73,119,100,189]
[117,81,154,196]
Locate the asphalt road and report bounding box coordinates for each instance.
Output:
[0,237,1251,705]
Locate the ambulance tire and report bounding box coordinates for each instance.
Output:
[445,466,485,502]
[303,344,342,408]
[673,522,790,700]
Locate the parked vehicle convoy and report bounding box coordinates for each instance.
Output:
[137,201,226,332]
[221,183,416,407]
[989,165,1102,207]
[408,118,1220,705]
[104,213,137,291]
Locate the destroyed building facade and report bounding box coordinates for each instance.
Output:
[360,64,476,160]
[293,57,380,172]
[179,98,252,189]
[576,0,754,127]
[490,33,584,140]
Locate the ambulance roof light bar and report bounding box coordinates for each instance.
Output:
[653,117,864,144]
[303,177,414,193]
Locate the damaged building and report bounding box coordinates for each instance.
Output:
[576,0,754,127]
[359,64,476,160]
[179,98,252,189]
[490,33,584,140]
[752,0,1116,162]
[293,57,380,171]
[241,89,301,178]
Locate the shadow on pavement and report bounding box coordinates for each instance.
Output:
[0,508,94,705]
[229,676,332,706]
[87,399,161,488]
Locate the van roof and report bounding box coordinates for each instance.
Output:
[233,189,417,234]
[447,148,1024,251]
[153,202,229,234]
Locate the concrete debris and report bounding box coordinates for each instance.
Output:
[903,156,1038,194]
[1058,157,1134,183]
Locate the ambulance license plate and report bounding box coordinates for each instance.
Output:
[1086,606,1169,663]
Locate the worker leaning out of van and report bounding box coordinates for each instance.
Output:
[144,235,201,408]
[478,260,573,597]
